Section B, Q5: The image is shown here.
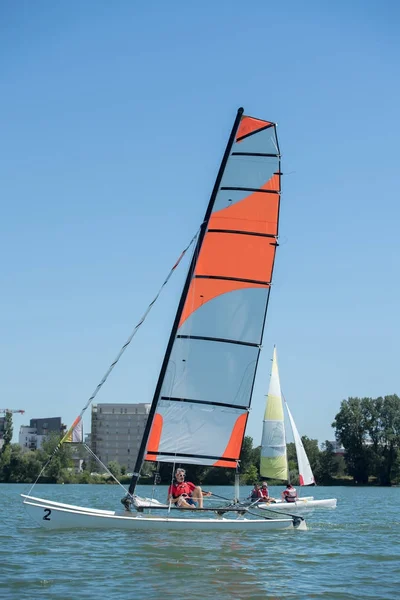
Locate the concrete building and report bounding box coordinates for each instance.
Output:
[91,403,150,471]
[19,417,66,451]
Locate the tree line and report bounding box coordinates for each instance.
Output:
[1,395,399,485]
[333,395,400,485]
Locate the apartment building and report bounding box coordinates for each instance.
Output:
[19,417,65,451]
[91,403,150,471]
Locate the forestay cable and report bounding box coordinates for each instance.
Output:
[60,228,200,445]
[26,229,200,493]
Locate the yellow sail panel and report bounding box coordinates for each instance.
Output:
[260,348,288,481]
[260,454,288,481]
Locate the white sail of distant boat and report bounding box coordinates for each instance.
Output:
[258,347,337,513]
[21,108,307,532]
[285,401,314,486]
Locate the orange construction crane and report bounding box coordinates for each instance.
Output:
[0,409,25,414]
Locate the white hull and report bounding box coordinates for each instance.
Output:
[258,497,337,514]
[21,495,307,531]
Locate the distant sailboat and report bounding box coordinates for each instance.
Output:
[258,347,337,512]
[21,108,307,531]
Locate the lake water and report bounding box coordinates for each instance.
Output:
[2,483,400,599]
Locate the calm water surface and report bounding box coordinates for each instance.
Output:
[2,484,399,599]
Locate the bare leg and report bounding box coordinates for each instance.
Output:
[176,496,195,508]
[192,486,204,508]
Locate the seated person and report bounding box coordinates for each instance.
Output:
[249,483,263,501]
[167,468,211,508]
[260,481,276,502]
[281,483,298,503]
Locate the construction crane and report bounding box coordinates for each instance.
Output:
[0,409,25,414]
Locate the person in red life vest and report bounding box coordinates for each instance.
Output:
[260,481,276,503]
[248,483,263,501]
[167,468,212,508]
[260,482,270,499]
[281,483,298,503]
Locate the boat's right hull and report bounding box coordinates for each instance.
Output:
[22,495,307,532]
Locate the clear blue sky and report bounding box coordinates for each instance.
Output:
[1,1,399,447]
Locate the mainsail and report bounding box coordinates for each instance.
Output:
[128,108,281,494]
[260,347,288,480]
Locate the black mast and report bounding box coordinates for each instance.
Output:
[127,107,244,497]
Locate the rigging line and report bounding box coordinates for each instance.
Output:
[83,444,129,494]
[245,506,303,523]
[251,503,304,521]
[168,462,177,513]
[26,229,200,497]
[148,462,161,508]
[208,492,232,502]
[26,443,130,497]
[59,227,201,446]
[26,452,57,495]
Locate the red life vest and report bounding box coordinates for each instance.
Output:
[283,487,297,502]
[168,481,196,498]
[250,488,263,499]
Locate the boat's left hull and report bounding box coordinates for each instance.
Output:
[21,495,307,531]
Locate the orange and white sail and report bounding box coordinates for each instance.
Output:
[144,110,281,469]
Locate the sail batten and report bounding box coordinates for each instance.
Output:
[231,152,280,157]
[195,275,271,285]
[160,396,249,410]
[146,451,238,462]
[208,229,278,238]
[221,187,280,194]
[128,108,281,493]
[176,334,259,347]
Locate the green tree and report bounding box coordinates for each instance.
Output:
[141,461,156,478]
[1,413,13,453]
[301,437,320,473]
[242,464,258,485]
[0,444,12,481]
[314,441,338,484]
[251,445,261,473]
[332,397,372,484]
[286,442,298,478]
[377,395,400,485]
[203,467,233,485]
[22,450,44,482]
[333,395,400,485]
[40,433,73,482]
[239,436,254,473]
[108,461,121,478]
[239,436,259,484]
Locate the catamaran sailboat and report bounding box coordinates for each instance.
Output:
[257,347,337,514]
[22,108,307,531]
